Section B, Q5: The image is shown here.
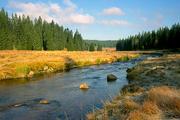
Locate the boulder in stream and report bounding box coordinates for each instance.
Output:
[107,74,117,82]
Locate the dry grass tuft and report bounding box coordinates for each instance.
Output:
[141,101,160,115]
[127,110,147,120]
[147,86,180,110]
[147,86,180,118]
[121,99,140,114]
[125,100,161,120]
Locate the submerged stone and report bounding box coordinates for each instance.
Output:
[39,99,49,104]
[14,104,22,107]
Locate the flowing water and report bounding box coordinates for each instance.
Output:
[0,56,151,120]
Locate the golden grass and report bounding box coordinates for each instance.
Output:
[0,50,140,80]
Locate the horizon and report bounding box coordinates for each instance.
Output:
[0,0,180,40]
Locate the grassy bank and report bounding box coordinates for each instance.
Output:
[0,50,140,80]
[87,53,180,120]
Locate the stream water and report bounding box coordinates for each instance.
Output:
[0,55,150,120]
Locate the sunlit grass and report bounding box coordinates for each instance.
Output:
[0,50,140,80]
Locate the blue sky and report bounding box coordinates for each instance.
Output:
[0,0,180,40]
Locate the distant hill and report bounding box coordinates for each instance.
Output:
[85,40,117,48]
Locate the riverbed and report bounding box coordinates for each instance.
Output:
[0,56,148,120]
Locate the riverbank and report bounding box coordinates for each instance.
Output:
[0,50,140,80]
[87,53,180,120]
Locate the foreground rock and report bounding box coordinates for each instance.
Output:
[79,83,89,89]
[107,74,117,82]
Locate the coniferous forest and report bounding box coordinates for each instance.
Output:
[0,8,90,51]
[85,40,117,48]
[1,8,180,51]
[116,24,180,51]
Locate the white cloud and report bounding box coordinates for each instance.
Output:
[70,14,94,24]
[101,20,129,26]
[102,7,125,16]
[50,3,62,14]
[8,0,95,25]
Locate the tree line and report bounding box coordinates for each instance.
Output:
[85,40,117,48]
[116,23,180,51]
[0,8,91,51]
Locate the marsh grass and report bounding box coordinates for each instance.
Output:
[87,53,180,120]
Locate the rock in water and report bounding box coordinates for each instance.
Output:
[107,74,117,82]
[79,83,89,89]
[39,99,49,104]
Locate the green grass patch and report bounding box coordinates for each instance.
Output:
[16,65,30,76]
[96,59,101,64]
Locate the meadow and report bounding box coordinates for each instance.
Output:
[0,50,140,80]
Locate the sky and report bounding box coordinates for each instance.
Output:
[0,0,180,40]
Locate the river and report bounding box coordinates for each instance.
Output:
[0,55,150,120]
